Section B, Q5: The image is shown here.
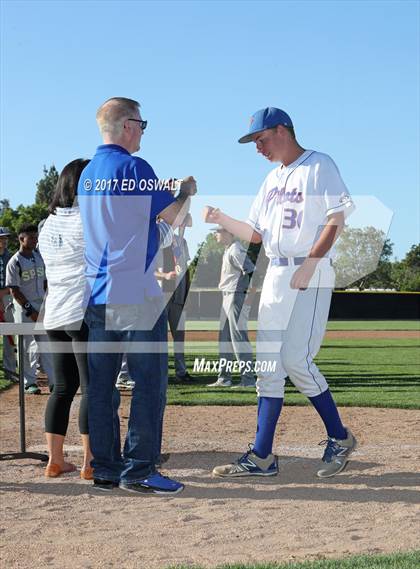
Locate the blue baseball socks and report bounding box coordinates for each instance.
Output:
[253,396,283,459]
[253,390,346,459]
[309,389,347,440]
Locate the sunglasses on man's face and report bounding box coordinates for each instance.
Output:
[127,118,147,130]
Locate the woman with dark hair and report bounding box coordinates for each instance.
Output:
[38,158,93,479]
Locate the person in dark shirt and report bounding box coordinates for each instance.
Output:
[0,227,16,379]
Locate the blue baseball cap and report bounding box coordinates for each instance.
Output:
[238,107,293,144]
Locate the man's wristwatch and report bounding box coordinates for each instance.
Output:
[23,302,33,317]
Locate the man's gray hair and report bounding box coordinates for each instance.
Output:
[96,97,140,137]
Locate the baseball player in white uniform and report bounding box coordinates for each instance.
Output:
[203,107,357,478]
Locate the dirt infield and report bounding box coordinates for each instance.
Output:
[185,330,419,341]
[1,387,419,569]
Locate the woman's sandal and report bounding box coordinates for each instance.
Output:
[45,462,77,478]
[80,466,94,480]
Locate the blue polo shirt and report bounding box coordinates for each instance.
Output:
[78,144,175,305]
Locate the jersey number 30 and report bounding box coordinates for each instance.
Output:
[282,208,303,229]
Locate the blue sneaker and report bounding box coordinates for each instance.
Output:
[317,428,357,478]
[119,472,184,495]
[212,445,278,477]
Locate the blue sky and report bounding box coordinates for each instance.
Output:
[1,0,419,259]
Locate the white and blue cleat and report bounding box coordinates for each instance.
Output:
[212,445,279,477]
[317,428,357,478]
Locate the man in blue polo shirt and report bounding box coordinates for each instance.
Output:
[78,97,196,494]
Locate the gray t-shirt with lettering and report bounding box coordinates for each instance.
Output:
[6,250,46,305]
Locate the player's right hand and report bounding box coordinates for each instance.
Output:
[202,205,221,224]
[290,258,318,290]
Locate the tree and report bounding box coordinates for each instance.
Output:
[0,165,56,253]
[0,203,48,253]
[0,199,10,216]
[35,165,59,206]
[334,226,394,290]
[404,244,420,268]
[355,236,394,290]
[391,244,420,292]
[189,233,224,287]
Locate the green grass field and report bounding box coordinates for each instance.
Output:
[324,320,420,331]
[1,323,419,409]
[168,550,420,569]
[185,320,420,331]
[166,337,420,409]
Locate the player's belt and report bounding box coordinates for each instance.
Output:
[270,257,306,267]
[270,257,333,267]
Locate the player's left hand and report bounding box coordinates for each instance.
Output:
[290,258,318,290]
[29,310,40,323]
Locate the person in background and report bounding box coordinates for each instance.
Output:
[6,224,55,394]
[115,218,174,391]
[0,227,17,380]
[155,212,192,382]
[207,226,256,388]
[38,158,94,479]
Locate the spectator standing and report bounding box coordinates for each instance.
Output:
[38,158,93,479]
[208,227,256,388]
[78,96,196,494]
[156,213,192,381]
[0,227,17,379]
[116,219,174,391]
[6,224,55,393]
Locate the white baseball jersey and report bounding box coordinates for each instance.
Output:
[246,150,354,259]
[247,150,354,398]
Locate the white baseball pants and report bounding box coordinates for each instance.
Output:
[256,259,334,398]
